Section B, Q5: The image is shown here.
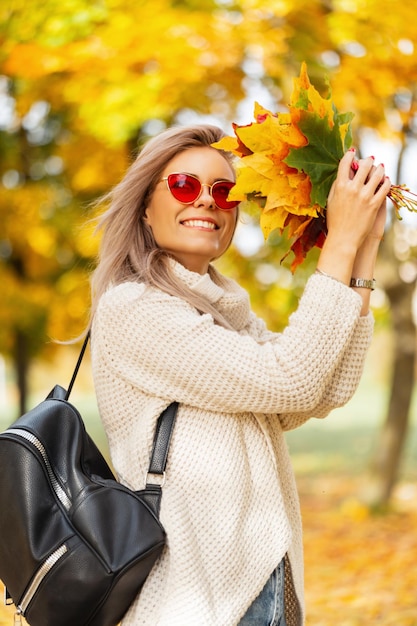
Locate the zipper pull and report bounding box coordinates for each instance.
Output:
[4,586,13,605]
[14,611,22,625]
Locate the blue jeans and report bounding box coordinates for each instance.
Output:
[238,559,287,626]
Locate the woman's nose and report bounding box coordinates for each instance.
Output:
[195,183,215,208]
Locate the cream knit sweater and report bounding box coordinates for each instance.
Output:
[91,262,374,626]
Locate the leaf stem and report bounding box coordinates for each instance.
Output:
[388,185,417,217]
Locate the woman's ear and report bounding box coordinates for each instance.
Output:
[143,207,150,225]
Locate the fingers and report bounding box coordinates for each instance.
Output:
[351,156,377,185]
[342,149,391,197]
[338,150,379,185]
[370,170,391,198]
[327,150,391,249]
[339,148,357,178]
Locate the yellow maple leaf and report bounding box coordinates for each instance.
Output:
[236,107,306,156]
[230,155,274,201]
[260,206,290,236]
[291,61,334,126]
[211,135,240,155]
[263,170,319,218]
[238,152,276,179]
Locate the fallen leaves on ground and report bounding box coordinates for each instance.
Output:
[299,475,417,626]
[0,476,416,626]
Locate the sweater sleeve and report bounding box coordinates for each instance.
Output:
[278,312,373,430]
[92,274,367,417]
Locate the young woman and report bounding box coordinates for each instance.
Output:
[90,124,389,626]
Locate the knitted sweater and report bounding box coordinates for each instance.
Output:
[91,262,374,626]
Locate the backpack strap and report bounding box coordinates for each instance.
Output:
[66,332,179,515]
[142,401,179,517]
[65,332,90,401]
[147,401,179,478]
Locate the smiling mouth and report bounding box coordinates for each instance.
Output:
[181,219,219,230]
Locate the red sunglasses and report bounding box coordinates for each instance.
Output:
[160,173,239,211]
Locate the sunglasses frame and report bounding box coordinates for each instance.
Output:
[160,172,239,211]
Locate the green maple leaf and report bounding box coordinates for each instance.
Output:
[284,108,353,208]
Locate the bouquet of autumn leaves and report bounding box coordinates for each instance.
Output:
[213,62,417,271]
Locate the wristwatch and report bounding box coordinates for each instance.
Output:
[350,277,376,291]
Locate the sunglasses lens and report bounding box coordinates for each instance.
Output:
[165,174,239,210]
[167,173,200,203]
[212,182,239,210]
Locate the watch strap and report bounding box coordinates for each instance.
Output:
[350,277,376,290]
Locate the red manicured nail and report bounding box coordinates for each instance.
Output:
[371,155,375,160]
[348,147,356,152]
[351,161,359,171]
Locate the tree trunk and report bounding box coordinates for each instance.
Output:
[369,280,416,506]
[366,131,416,508]
[14,329,29,416]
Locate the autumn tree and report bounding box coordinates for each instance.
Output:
[326,1,417,507]
[0,0,247,413]
[232,0,417,505]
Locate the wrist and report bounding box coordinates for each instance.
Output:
[352,240,378,282]
[359,233,383,251]
[321,232,358,262]
[317,236,357,285]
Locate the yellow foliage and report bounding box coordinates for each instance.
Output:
[57,134,127,192]
[3,0,417,146]
[4,43,69,79]
[2,0,245,144]
[47,270,91,341]
[73,217,100,258]
[1,0,417,351]
[28,226,56,257]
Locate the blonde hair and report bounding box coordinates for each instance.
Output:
[89,124,237,329]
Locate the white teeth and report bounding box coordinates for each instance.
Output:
[182,220,217,230]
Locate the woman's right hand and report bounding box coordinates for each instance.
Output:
[325,149,390,252]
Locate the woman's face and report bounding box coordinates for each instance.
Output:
[144,146,238,274]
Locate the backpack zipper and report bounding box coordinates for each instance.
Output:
[17,543,68,616]
[6,428,71,510]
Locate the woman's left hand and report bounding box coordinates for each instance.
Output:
[350,158,388,242]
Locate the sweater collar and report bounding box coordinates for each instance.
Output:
[170,259,224,302]
[170,260,251,331]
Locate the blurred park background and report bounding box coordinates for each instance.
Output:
[1,0,417,623]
